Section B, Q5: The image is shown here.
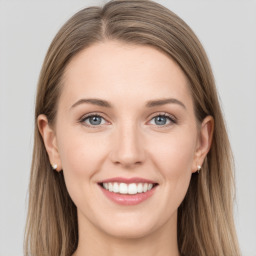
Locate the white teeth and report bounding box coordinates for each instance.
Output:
[137,183,143,193]
[128,183,137,194]
[119,183,128,194]
[113,182,119,193]
[102,182,155,194]
[108,183,113,192]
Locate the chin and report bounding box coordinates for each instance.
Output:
[103,224,154,239]
[96,212,161,239]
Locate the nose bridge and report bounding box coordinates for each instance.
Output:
[110,120,145,167]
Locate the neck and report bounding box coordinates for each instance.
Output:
[73,211,180,256]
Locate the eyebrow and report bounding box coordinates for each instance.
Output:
[71,98,112,109]
[145,98,186,109]
[70,97,186,109]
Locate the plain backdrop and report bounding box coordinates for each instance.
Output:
[0,0,255,255]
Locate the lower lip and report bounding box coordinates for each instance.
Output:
[99,185,156,205]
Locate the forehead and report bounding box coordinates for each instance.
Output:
[60,40,193,109]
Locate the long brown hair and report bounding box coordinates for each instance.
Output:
[24,1,241,255]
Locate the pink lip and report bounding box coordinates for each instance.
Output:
[98,177,158,206]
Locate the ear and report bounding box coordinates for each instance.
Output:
[192,115,214,173]
[37,114,62,171]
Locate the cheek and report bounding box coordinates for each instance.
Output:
[148,131,196,212]
[149,132,197,175]
[57,128,106,176]
[56,130,107,207]
[56,130,108,205]
[147,128,197,206]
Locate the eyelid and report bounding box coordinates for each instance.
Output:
[79,112,110,128]
[78,111,177,128]
[147,112,177,126]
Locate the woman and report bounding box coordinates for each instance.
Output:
[24,0,241,255]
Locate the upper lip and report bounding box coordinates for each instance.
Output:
[98,177,157,184]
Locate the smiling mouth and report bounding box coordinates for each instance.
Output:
[99,182,158,195]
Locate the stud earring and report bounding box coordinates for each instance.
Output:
[197,165,201,174]
[52,163,57,170]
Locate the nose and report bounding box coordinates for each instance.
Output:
[109,122,146,168]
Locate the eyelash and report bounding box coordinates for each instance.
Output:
[79,112,177,128]
[79,112,108,128]
[149,112,177,127]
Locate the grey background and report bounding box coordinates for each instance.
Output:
[0,0,255,255]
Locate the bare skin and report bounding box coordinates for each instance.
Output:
[38,41,213,256]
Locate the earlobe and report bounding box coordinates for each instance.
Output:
[37,114,62,171]
[193,115,214,173]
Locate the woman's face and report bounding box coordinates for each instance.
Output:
[40,41,211,239]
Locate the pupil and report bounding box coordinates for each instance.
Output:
[89,116,101,125]
[155,116,166,125]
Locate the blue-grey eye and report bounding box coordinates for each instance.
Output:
[83,115,106,126]
[149,115,172,126]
